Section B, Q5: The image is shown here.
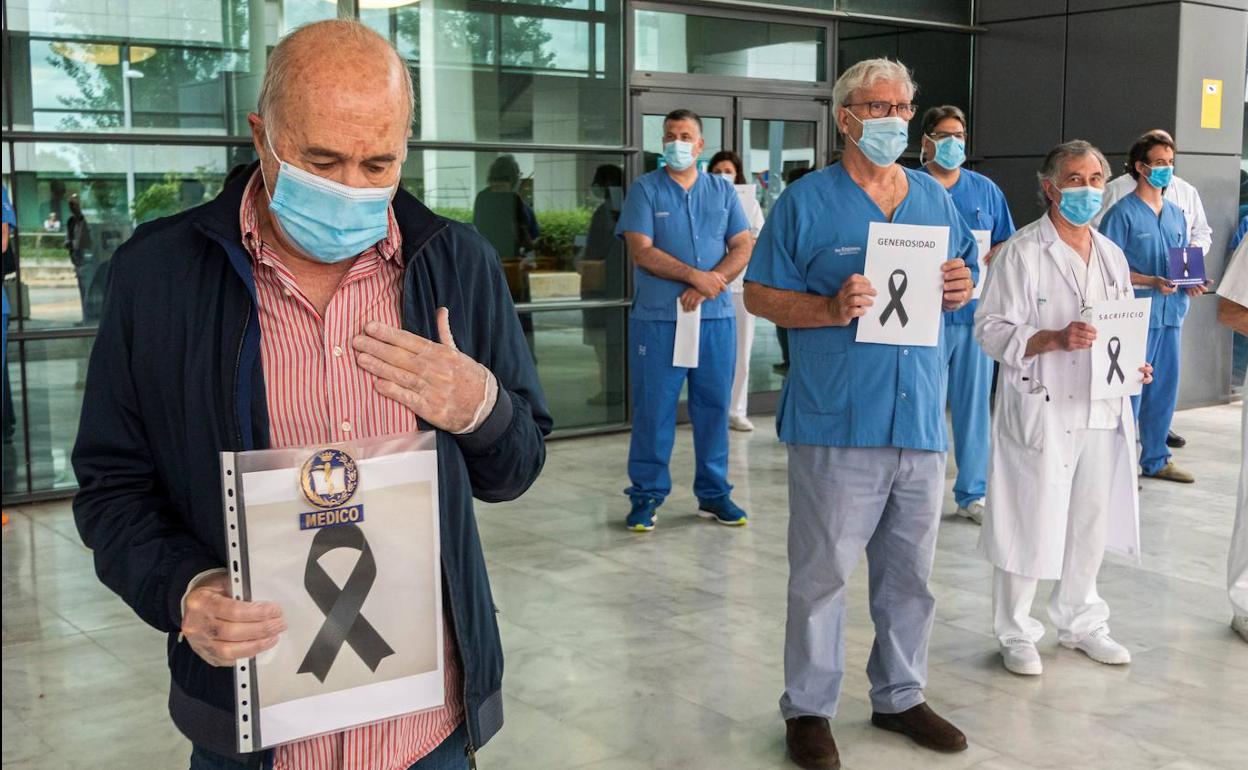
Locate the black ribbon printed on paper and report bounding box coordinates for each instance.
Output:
[1106,336,1125,385]
[297,523,395,683]
[879,269,909,327]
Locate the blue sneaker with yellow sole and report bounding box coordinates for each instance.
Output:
[697,494,748,526]
[626,496,661,532]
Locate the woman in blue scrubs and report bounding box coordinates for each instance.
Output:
[918,105,1015,524]
[1099,131,1205,483]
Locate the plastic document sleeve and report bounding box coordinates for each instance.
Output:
[221,431,445,752]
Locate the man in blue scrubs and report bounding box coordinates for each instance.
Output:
[918,105,1015,524]
[1099,131,1202,483]
[615,109,754,532]
[745,59,976,769]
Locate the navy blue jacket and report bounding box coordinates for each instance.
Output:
[71,165,552,766]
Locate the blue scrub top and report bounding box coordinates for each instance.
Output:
[1,185,14,229]
[615,169,749,321]
[1232,214,1248,252]
[919,167,1015,325]
[2,186,11,318]
[745,163,978,451]
[1099,193,1189,328]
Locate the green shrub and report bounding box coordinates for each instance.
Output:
[535,208,593,266]
[432,207,474,224]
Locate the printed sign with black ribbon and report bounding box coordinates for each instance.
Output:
[857,221,948,347]
[221,432,444,752]
[1088,297,1152,400]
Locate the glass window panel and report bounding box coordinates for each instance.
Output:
[8,1,339,136]
[402,149,629,304]
[741,118,817,215]
[736,0,970,25]
[373,0,623,145]
[746,316,788,396]
[837,1,971,25]
[634,10,826,83]
[641,115,724,173]
[837,24,972,149]
[3,142,257,330]
[530,307,627,429]
[4,336,94,496]
[2,339,24,497]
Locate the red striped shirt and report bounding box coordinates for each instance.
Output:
[240,171,464,770]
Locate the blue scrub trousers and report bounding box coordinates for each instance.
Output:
[943,319,991,507]
[626,316,735,502]
[1132,324,1181,476]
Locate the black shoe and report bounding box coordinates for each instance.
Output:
[871,703,968,753]
[786,717,840,770]
[1166,430,1186,449]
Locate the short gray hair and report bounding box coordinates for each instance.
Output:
[258,19,415,135]
[1036,140,1111,203]
[832,58,917,109]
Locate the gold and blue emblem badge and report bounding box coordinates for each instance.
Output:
[298,448,364,530]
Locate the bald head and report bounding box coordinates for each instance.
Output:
[248,20,413,197]
[258,20,414,135]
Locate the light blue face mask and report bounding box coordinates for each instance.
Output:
[847,112,909,168]
[1056,185,1103,227]
[930,136,966,171]
[263,133,394,264]
[662,141,696,171]
[1145,164,1174,189]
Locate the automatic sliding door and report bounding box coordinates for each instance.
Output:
[736,97,828,408]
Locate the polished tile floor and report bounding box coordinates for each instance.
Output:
[3,404,1246,770]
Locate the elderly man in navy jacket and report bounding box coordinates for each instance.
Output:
[71,20,550,770]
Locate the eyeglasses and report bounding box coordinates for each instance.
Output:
[844,101,918,119]
[1139,159,1174,168]
[927,131,966,141]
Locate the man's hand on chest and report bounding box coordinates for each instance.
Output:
[352,307,497,434]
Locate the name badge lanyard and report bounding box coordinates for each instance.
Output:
[1069,240,1114,317]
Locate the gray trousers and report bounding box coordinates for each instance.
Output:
[781,444,945,719]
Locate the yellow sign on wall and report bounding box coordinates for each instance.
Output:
[1200,78,1222,129]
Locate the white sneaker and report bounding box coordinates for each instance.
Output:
[728,415,755,432]
[1063,627,1131,665]
[956,499,985,525]
[1232,615,1248,644]
[1000,639,1043,676]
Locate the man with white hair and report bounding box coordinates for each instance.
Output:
[71,20,551,769]
[977,140,1152,676]
[745,58,976,769]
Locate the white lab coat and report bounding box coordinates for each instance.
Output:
[1091,173,1212,251]
[729,184,766,293]
[974,214,1142,580]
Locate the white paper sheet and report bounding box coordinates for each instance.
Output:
[971,229,991,299]
[855,221,948,347]
[674,300,701,368]
[1088,297,1152,400]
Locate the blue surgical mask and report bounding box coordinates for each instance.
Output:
[663,141,696,171]
[1056,185,1103,227]
[847,113,909,168]
[262,133,394,264]
[931,136,966,171]
[1146,165,1173,189]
